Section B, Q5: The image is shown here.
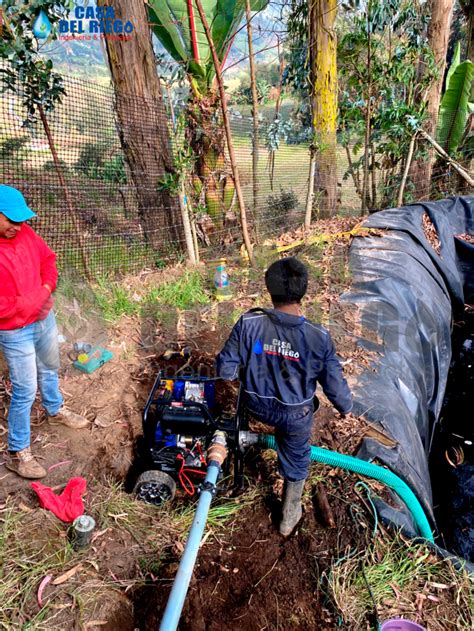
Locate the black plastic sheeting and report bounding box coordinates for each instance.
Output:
[344,196,474,533]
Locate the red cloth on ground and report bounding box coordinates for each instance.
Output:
[31,477,87,523]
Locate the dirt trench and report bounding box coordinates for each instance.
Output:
[0,326,369,630]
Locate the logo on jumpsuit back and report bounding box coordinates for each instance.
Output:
[264,338,300,361]
[252,339,263,354]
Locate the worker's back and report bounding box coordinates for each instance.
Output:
[216,308,352,414]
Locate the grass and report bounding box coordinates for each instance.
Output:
[329,533,473,630]
[0,500,74,629]
[88,268,209,324]
[90,476,259,553]
[145,269,210,311]
[93,278,141,323]
[0,477,260,629]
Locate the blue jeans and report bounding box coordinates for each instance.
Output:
[246,397,315,481]
[0,311,63,451]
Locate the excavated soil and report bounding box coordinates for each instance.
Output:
[132,450,370,631]
[0,242,386,629]
[0,317,371,630]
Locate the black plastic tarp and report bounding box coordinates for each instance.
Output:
[345,196,474,528]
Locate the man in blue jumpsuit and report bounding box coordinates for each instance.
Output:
[216,257,353,535]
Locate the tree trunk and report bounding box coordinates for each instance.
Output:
[460,0,474,62]
[397,133,417,207]
[362,9,372,215]
[246,0,260,239]
[460,0,474,106]
[309,0,338,219]
[370,142,377,209]
[305,147,317,229]
[410,0,454,199]
[98,0,182,250]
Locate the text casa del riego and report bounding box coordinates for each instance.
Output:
[59,5,134,35]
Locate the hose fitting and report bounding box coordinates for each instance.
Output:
[207,431,227,466]
[238,430,259,450]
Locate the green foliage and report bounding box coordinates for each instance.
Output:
[75,142,107,179]
[0,136,28,160]
[437,57,474,154]
[147,269,210,310]
[0,1,72,125]
[266,187,298,225]
[148,0,268,94]
[158,172,180,195]
[265,117,293,152]
[233,78,271,105]
[158,112,194,194]
[103,154,127,184]
[93,279,140,322]
[86,268,209,323]
[75,143,126,183]
[337,0,436,207]
[44,158,68,172]
[329,534,473,629]
[281,0,311,140]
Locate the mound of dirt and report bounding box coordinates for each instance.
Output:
[133,467,369,631]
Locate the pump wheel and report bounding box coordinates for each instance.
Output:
[133,470,176,505]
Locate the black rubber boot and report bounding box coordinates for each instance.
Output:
[279,479,305,536]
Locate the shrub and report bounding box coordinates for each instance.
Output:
[266,186,298,215]
[76,142,107,179]
[102,155,126,184]
[76,142,126,183]
[44,159,68,173]
[0,137,28,160]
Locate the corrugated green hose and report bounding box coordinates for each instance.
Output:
[258,434,434,542]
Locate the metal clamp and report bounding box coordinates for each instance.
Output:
[199,480,217,496]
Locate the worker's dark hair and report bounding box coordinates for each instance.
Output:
[265,257,308,305]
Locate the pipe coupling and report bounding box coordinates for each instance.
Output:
[207,431,228,466]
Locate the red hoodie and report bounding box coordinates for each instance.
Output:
[0,224,58,330]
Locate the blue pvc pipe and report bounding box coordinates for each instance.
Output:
[159,461,221,631]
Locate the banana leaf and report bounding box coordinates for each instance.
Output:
[148,0,268,93]
[436,59,474,154]
[445,40,461,87]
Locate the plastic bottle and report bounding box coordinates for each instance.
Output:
[213,259,232,300]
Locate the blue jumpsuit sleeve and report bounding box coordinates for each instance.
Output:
[216,317,244,381]
[317,334,353,414]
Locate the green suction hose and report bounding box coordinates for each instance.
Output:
[258,434,434,542]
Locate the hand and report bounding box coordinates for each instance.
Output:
[43,283,52,294]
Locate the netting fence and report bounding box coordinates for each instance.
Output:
[0,74,471,277]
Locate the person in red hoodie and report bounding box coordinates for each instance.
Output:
[0,185,88,479]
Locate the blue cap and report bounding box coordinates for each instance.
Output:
[0,185,36,222]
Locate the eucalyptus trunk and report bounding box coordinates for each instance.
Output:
[362,7,372,215]
[409,0,454,200]
[98,0,182,249]
[309,0,338,219]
